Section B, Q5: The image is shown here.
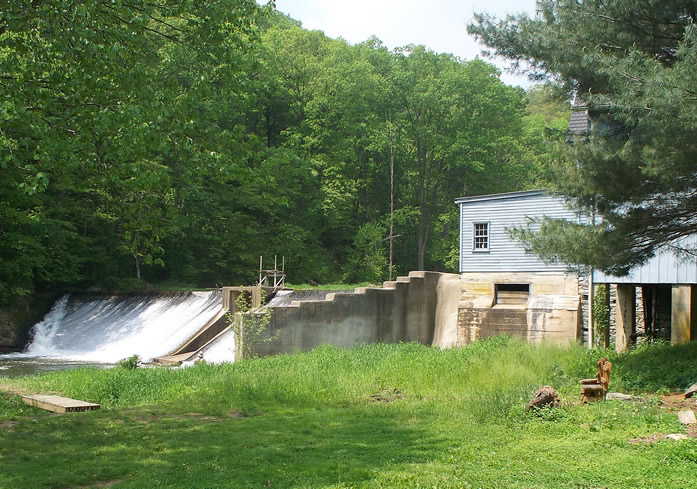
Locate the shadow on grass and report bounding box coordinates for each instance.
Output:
[0,405,443,489]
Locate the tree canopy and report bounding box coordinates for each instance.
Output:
[0,2,561,303]
[469,0,697,275]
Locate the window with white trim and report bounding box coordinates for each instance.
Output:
[473,222,489,251]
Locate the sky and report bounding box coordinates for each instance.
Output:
[265,0,539,87]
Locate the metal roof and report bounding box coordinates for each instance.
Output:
[454,190,543,205]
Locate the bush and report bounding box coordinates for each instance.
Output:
[116,354,140,370]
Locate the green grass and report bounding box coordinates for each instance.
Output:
[1,337,696,488]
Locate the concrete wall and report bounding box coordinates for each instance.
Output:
[252,270,580,357]
[252,272,461,356]
[457,272,581,345]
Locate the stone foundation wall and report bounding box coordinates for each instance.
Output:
[457,272,581,345]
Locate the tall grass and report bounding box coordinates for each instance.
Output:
[2,337,696,489]
[608,340,697,392]
[5,336,694,418]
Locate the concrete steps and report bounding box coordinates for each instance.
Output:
[252,271,458,357]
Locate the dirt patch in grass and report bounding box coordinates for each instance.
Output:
[368,388,402,403]
[0,420,19,432]
[0,383,32,396]
[628,433,668,445]
[123,409,246,425]
[74,479,123,489]
[660,392,696,411]
[186,412,227,421]
[657,393,697,439]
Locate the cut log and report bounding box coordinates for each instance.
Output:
[526,386,560,411]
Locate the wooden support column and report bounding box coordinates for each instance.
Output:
[671,285,696,344]
[615,285,635,353]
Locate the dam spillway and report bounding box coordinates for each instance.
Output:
[5,274,462,370]
[16,288,355,365]
[23,291,224,363]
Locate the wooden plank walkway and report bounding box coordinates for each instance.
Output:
[21,394,100,414]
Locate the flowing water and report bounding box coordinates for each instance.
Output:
[0,291,227,377]
[0,288,350,377]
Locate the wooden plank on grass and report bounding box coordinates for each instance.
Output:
[21,394,100,414]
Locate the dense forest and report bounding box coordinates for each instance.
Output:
[0,1,569,304]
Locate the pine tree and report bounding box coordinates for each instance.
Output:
[469,1,697,274]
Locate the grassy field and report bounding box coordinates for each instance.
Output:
[1,337,696,489]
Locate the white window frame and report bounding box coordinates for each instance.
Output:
[472,222,490,252]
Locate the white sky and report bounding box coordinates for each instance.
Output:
[264,0,539,87]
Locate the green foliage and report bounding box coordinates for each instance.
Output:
[0,392,43,420]
[1,2,555,298]
[116,355,140,370]
[608,340,697,393]
[469,1,697,273]
[592,284,610,348]
[2,339,696,488]
[228,291,278,360]
[285,282,369,290]
[342,221,389,283]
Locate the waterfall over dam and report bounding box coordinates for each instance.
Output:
[6,273,462,370]
[18,288,356,365]
[23,291,227,363]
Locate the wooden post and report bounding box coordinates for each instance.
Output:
[252,286,262,309]
[671,285,695,344]
[615,285,635,353]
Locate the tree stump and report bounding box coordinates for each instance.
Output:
[526,386,560,411]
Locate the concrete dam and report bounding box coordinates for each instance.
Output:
[16,272,462,364]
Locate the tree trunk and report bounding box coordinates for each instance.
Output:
[134,254,141,281]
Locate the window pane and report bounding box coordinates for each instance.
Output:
[474,223,488,250]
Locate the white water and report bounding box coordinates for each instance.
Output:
[21,291,226,363]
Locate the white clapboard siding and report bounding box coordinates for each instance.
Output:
[456,190,580,273]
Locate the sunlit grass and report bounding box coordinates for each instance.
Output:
[1,337,696,488]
